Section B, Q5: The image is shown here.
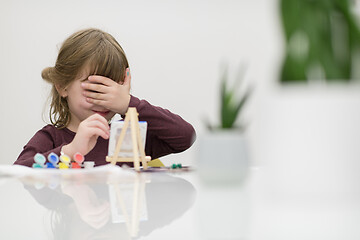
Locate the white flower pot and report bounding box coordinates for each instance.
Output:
[257,84,360,195]
[197,130,249,184]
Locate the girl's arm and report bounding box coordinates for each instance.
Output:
[128,96,196,159]
[15,114,110,167]
[14,125,64,167]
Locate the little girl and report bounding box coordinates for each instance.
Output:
[15,28,196,167]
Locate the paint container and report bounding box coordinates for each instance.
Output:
[84,161,95,169]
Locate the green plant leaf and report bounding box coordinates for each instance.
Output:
[220,64,250,129]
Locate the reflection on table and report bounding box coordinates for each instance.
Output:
[1,163,360,239]
[19,167,195,240]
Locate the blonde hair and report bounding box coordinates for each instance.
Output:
[42,28,129,128]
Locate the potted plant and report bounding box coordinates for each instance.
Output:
[279,0,360,83]
[259,0,360,195]
[197,65,251,184]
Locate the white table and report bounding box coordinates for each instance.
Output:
[0,164,359,240]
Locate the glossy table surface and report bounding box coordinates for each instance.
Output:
[0,164,359,240]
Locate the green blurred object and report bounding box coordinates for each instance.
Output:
[280,0,360,82]
[170,163,182,169]
[199,65,250,184]
[206,65,250,130]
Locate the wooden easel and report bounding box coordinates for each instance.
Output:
[106,107,150,171]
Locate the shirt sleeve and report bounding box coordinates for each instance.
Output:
[127,95,196,159]
[14,126,64,167]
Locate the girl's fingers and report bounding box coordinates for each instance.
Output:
[86,97,107,107]
[86,122,109,136]
[87,127,109,140]
[85,115,110,130]
[83,73,130,113]
[87,75,114,86]
[83,90,107,100]
[87,112,108,121]
[82,115,110,138]
[81,82,108,93]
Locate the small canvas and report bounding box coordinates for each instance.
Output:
[108,121,148,157]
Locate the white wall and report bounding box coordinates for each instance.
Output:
[0,0,283,165]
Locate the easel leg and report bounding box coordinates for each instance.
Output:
[111,115,130,165]
[130,110,140,171]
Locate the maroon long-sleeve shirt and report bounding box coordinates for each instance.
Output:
[14,95,196,167]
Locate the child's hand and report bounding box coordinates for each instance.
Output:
[81,68,131,115]
[62,114,110,157]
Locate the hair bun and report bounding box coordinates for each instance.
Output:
[41,67,54,83]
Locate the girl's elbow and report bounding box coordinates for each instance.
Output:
[179,124,197,151]
[188,125,197,148]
